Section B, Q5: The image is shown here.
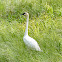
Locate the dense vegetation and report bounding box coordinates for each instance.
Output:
[0,0,62,62]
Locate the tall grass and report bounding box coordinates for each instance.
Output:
[0,0,62,62]
[0,0,62,19]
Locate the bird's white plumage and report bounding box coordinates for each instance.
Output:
[22,12,42,52]
[23,35,41,51]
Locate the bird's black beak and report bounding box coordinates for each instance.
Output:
[21,13,25,15]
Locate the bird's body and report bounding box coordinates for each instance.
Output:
[22,12,42,52]
[23,35,41,51]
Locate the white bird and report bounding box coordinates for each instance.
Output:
[21,12,43,52]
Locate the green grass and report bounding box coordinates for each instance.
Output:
[0,0,62,62]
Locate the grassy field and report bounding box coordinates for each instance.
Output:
[0,0,62,62]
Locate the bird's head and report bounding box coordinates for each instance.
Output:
[21,12,29,16]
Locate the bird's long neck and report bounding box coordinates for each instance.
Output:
[24,15,29,36]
